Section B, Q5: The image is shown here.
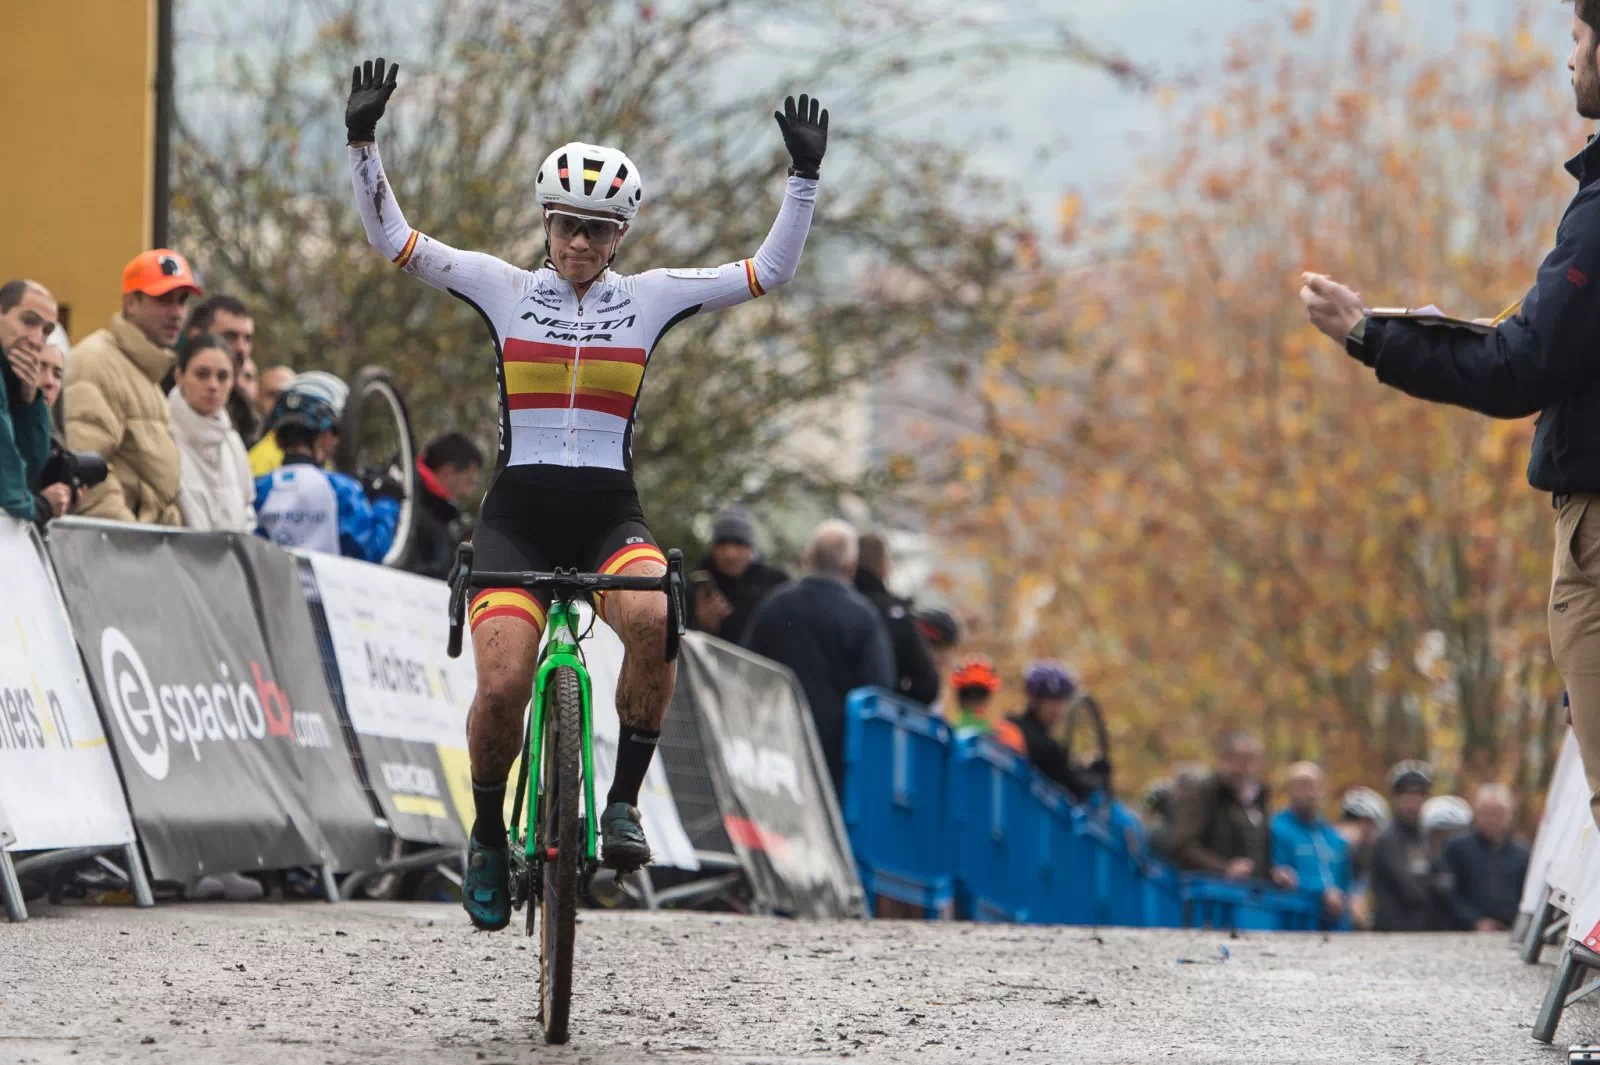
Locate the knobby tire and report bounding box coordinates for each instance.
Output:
[539,666,581,1045]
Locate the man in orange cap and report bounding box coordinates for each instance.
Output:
[63,249,202,524]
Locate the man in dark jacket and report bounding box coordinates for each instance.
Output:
[1443,784,1531,933]
[0,280,59,523]
[690,505,789,647]
[853,531,939,705]
[996,660,1106,802]
[745,519,895,801]
[1369,761,1439,932]
[406,432,483,580]
[1168,729,1295,888]
[1300,2,1600,835]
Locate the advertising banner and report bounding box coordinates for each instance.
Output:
[1522,729,1584,916]
[674,633,864,917]
[0,517,136,851]
[47,521,367,881]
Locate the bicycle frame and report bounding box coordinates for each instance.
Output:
[509,598,600,870]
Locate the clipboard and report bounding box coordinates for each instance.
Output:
[1366,299,1520,336]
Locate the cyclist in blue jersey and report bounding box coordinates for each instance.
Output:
[344,57,829,930]
[254,373,400,561]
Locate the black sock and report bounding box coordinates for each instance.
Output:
[607,726,661,808]
[471,775,507,848]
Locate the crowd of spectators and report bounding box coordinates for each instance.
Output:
[0,252,481,581]
[1141,736,1531,932]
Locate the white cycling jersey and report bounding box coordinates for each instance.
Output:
[348,144,818,472]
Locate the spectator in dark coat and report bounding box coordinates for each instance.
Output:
[1168,729,1295,888]
[745,519,895,801]
[406,432,483,580]
[689,505,789,647]
[1369,760,1439,932]
[853,531,939,706]
[1443,784,1531,933]
[0,280,61,523]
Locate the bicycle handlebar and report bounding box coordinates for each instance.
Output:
[467,570,669,593]
[445,543,687,662]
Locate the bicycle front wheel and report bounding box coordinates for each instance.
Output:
[539,665,582,1045]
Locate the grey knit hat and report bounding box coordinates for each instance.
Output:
[711,506,757,547]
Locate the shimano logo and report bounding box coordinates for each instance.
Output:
[98,626,331,781]
[722,737,803,805]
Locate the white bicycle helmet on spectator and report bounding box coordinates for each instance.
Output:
[1421,795,1472,833]
[536,142,643,221]
[289,371,349,417]
[1340,787,1390,825]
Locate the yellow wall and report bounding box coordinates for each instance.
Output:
[0,2,155,342]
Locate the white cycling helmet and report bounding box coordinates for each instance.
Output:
[289,370,350,417]
[1340,787,1390,825]
[535,142,643,221]
[1421,795,1473,833]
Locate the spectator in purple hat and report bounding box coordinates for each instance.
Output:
[997,660,1106,803]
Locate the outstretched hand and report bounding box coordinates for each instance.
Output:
[1299,272,1365,345]
[346,57,399,145]
[774,94,828,178]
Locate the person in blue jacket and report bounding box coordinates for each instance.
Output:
[253,373,399,562]
[1271,761,1351,927]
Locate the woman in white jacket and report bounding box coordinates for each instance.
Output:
[168,334,255,533]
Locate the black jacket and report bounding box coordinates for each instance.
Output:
[1442,831,1530,929]
[1362,135,1600,493]
[1369,819,1437,932]
[691,554,788,647]
[404,460,466,581]
[1006,711,1097,803]
[853,570,940,706]
[744,575,895,797]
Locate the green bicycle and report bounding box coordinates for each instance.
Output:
[446,542,686,1044]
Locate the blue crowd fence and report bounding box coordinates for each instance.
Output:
[842,688,1333,931]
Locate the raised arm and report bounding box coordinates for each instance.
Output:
[635,95,828,322]
[345,58,527,316]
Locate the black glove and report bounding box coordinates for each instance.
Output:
[774,94,828,179]
[364,470,406,502]
[346,57,399,144]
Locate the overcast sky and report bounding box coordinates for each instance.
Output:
[177,0,1572,217]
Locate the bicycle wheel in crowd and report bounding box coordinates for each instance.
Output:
[1064,694,1112,797]
[333,366,419,568]
[539,665,582,1045]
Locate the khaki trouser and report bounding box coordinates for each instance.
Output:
[1550,495,1600,829]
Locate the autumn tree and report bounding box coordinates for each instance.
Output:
[170,0,1138,556]
[911,1,1573,809]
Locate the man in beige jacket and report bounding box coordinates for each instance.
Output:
[65,250,202,524]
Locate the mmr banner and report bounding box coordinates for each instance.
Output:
[0,517,136,852]
[47,520,371,881]
[674,633,864,917]
[1522,729,1583,918]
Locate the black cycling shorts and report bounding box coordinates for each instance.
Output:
[468,466,663,632]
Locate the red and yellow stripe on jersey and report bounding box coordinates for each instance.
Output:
[501,340,647,419]
[392,229,419,268]
[469,588,546,633]
[742,259,765,299]
[592,541,667,616]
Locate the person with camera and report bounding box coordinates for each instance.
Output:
[168,333,256,533]
[0,279,59,522]
[252,373,399,561]
[64,249,200,525]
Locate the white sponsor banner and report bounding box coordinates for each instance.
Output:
[0,518,136,850]
[1522,729,1585,915]
[570,606,698,872]
[308,553,697,870]
[0,796,15,849]
[307,552,477,746]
